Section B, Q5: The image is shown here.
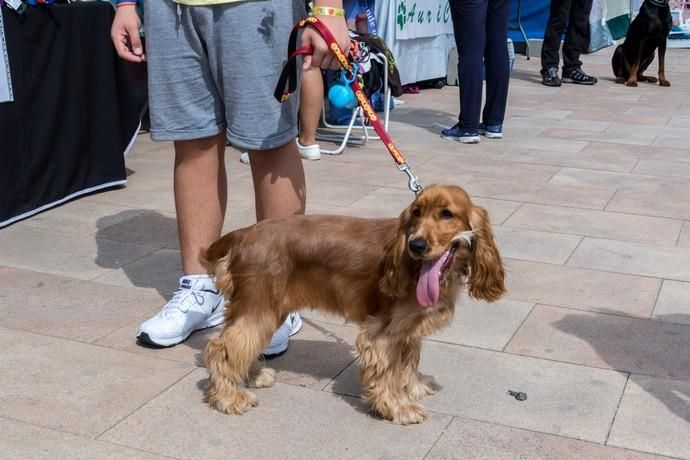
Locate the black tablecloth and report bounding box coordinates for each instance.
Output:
[0,2,142,228]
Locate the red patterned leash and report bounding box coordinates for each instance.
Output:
[274,16,423,195]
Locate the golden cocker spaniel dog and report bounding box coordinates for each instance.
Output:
[202,184,505,424]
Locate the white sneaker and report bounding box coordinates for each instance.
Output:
[262,312,303,358]
[137,275,225,347]
[239,152,249,164]
[296,140,321,160]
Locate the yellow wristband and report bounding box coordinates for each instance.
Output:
[310,5,345,17]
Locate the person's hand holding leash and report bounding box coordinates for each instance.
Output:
[301,3,349,70]
[111,4,146,63]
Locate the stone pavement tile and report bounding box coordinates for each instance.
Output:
[608,375,690,460]
[307,159,415,189]
[549,168,668,190]
[461,176,614,210]
[678,222,690,247]
[307,177,379,207]
[0,267,163,343]
[605,122,680,140]
[425,417,667,460]
[504,203,683,246]
[509,117,611,132]
[568,237,690,281]
[633,159,690,180]
[581,142,690,164]
[420,153,561,184]
[607,182,690,220]
[0,417,171,460]
[506,305,690,381]
[541,128,652,145]
[92,248,183,296]
[347,186,428,218]
[83,177,178,214]
[96,210,179,250]
[504,260,660,318]
[12,200,144,237]
[99,369,452,460]
[508,107,572,120]
[500,147,638,173]
[0,225,157,280]
[652,136,690,150]
[503,137,589,153]
[327,341,627,442]
[667,115,690,128]
[653,280,690,326]
[0,327,194,438]
[431,298,534,351]
[494,227,581,264]
[567,110,669,127]
[265,318,359,389]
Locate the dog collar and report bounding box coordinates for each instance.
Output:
[648,0,669,7]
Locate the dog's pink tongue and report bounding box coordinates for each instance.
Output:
[416,254,446,307]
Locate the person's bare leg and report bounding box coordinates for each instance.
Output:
[248,141,306,221]
[174,132,228,274]
[298,67,324,147]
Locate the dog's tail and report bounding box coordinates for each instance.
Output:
[199,234,235,295]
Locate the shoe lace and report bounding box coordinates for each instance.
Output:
[161,288,205,317]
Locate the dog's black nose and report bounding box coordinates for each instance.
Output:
[409,238,428,255]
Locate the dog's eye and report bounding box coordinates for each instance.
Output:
[440,209,454,219]
[412,207,421,218]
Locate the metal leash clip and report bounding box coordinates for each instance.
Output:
[398,163,423,195]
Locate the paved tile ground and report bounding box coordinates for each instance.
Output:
[2,45,690,459]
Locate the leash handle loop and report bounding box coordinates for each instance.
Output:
[274,17,423,194]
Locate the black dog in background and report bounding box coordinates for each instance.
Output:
[612,0,672,87]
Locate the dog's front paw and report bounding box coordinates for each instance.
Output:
[208,388,258,415]
[393,402,429,425]
[625,80,638,87]
[660,79,671,87]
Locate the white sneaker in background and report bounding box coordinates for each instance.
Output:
[296,140,321,160]
[137,275,225,347]
[262,312,303,358]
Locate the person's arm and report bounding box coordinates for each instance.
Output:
[111,0,145,63]
[300,1,349,70]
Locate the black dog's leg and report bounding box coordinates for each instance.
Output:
[658,40,670,87]
[637,54,657,83]
[612,45,627,84]
[626,60,640,87]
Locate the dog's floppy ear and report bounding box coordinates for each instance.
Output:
[379,204,413,298]
[467,205,505,302]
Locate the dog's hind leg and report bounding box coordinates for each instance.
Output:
[658,40,670,87]
[204,314,277,415]
[356,326,428,425]
[637,54,657,83]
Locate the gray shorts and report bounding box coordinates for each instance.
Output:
[144,0,306,150]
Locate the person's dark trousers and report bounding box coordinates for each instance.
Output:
[541,0,594,73]
[449,0,510,130]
